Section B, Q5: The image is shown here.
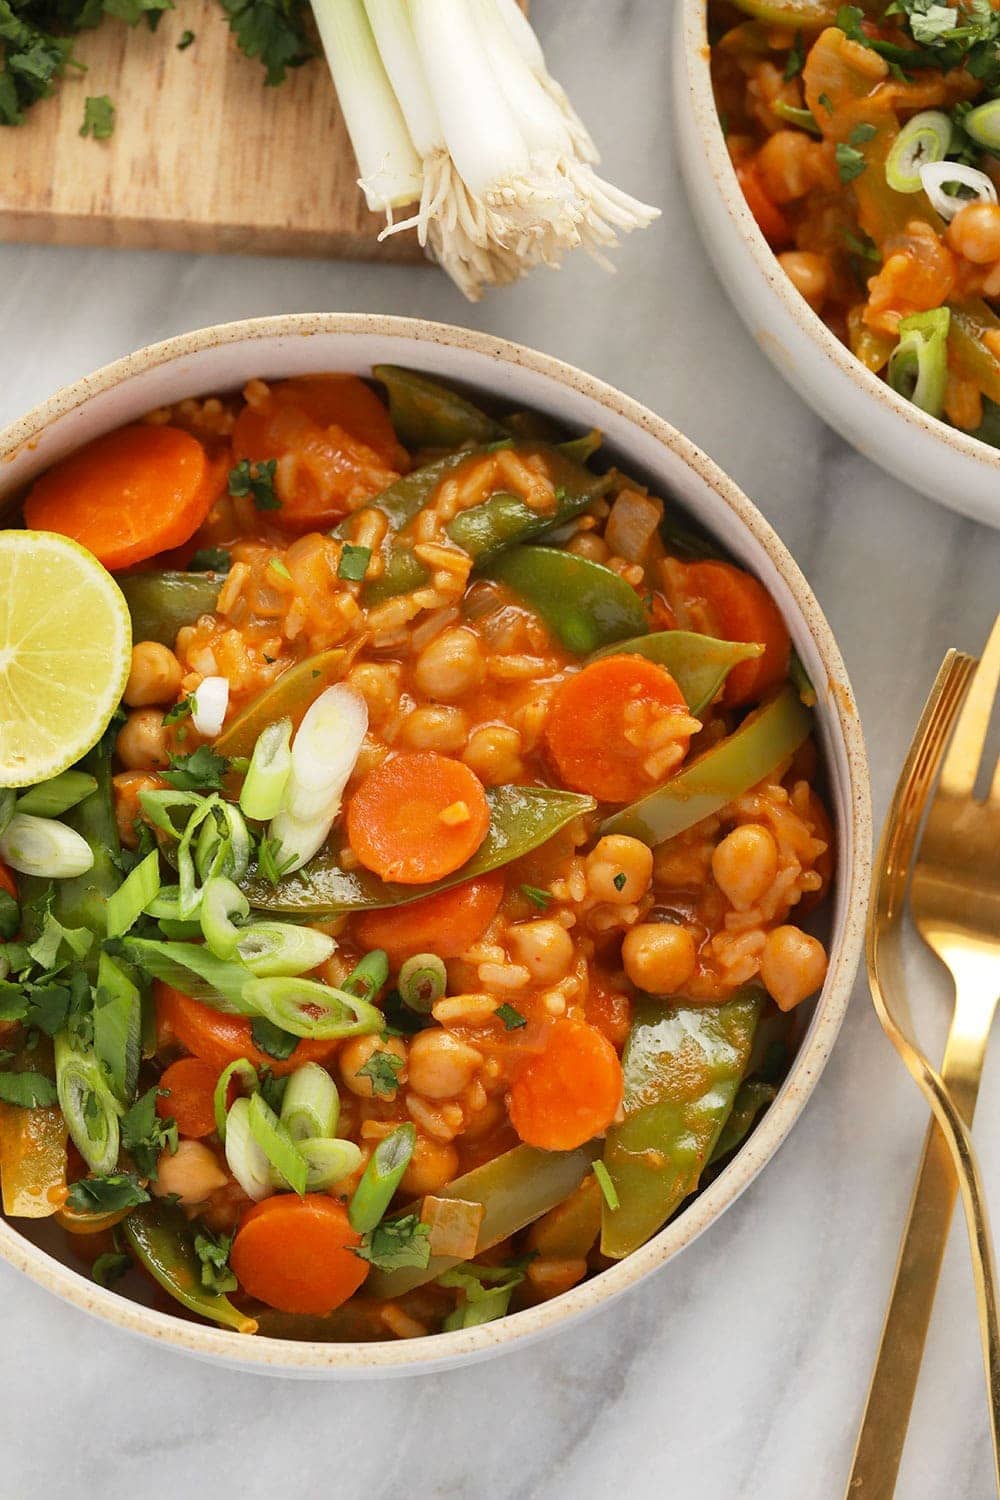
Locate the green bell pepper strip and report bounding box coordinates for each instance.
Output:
[593,630,764,716]
[601,987,763,1259]
[601,685,812,845]
[366,1141,599,1299]
[119,572,221,648]
[213,644,360,761]
[373,365,508,449]
[708,1080,777,1164]
[123,1201,257,1334]
[486,547,648,654]
[241,784,595,915]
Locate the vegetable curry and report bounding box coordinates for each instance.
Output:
[0,366,834,1339]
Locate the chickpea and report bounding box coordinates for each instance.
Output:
[622,922,697,994]
[414,627,485,701]
[152,1141,227,1206]
[462,724,525,785]
[346,662,400,724]
[760,926,828,1012]
[401,1135,459,1196]
[401,704,468,752]
[339,1033,407,1099]
[946,202,1000,264]
[712,823,779,911]
[777,251,830,312]
[116,708,171,771]
[757,130,817,204]
[113,770,161,848]
[566,532,609,563]
[509,920,574,983]
[123,641,183,708]
[407,1030,483,1100]
[585,835,653,905]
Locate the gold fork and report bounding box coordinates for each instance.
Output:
[846,633,1000,1496]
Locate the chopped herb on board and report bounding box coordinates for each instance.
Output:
[80,95,115,139]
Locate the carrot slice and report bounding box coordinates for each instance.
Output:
[347,753,491,885]
[230,1194,368,1315]
[353,872,504,965]
[232,379,403,531]
[154,984,339,1077]
[274,376,409,470]
[509,1018,623,1152]
[155,1056,220,1139]
[679,561,791,707]
[23,425,218,572]
[736,162,793,249]
[0,858,17,903]
[544,656,693,804]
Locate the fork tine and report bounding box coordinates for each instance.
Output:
[939,611,1000,798]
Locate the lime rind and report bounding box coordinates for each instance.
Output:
[0,530,132,787]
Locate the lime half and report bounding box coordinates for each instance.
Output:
[0,530,132,787]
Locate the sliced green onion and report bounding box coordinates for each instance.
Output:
[138,788,205,839]
[17,771,97,819]
[195,801,251,885]
[964,98,1000,152]
[54,1033,122,1175]
[268,686,368,874]
[240,719,292,822]
[105,849,161,939]
[885,110,951,194]
[175,795,221,918]
[348,1122,416,1232]
[280,1061,340,1142]
[440,1269,520,1330]
[298,1136,363,1191]
[919,159,998,220]
[888,306,950,418]
[145,885,185,919]
[592,1158,619,1212]
[771,101,819,135]
[224,1096,272,1200]
[341,949,389,1003]
[200,876,250,959]
[242,976,384,1040]
[121,937,251,1013]
[234,921,336,977]
[93,951,142,1105]
[157,918,205,941]
[247,1091,308,1195]
[0,813,94,879]
[214,1059,259,1141]
[398,952,447,1014]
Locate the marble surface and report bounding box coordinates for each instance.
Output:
[0,2,999,1495]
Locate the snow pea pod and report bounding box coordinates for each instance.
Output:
[373,365,507,449]
[242,784,595,915]
[214,644,360,760]
[119,572,221,648]
[708,1080,776,1165]
[123,1200,257,1334]
[486,547,648,654]
[600,986,763,1259]
[593,630,764,716]
[601,685,811,845]
[367,1141,600,1299]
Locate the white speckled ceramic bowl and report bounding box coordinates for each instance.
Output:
[0,315,870,1376]
[674,0,1000,529]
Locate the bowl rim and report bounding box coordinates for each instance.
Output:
[0,312,871,1373]
[679,0,1000,477]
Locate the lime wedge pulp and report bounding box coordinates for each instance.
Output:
[0,530,132,787]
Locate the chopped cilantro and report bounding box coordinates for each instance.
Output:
[818,91,834,114]
[177,26,195,47]
[612,871,627,892]
[0,890,19,941]
[495,1003,527,1031]
[91,1250,131,1288]
[161,745,227,791]
[65,1173,150,1215]
[228,457,280,510]
[337,543,371,582]
[848,121,878,146]
[80,94,114,139]
[0,1070,57,1108]
[358,1049,405,1097]
[162,696,194,727]
[217,0,315,86]
[520,884,551,910]
[193,1227,237,1293]
[250,1017,297,1060]
[842,228,880,263]
[783,29,805,79]
[355,1214,431,1271]
[836,141,868,181]
[121,1085,177,1178]
[188,546,231,573]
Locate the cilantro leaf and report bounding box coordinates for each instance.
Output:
[250,1017,297,1060]
[26,910,93,973]
[0,1070,57,1108]
[357,1048,404,1098]
[217,0,315,86]
[80,94,114,139]
[0,890,19,941]
[836,141,868,181]
[177,27,195,47]
[65,1172,150,1215]
[162,696,194,727]
[92,1251,131,1287]
[355,1214,431,1271]
[193,1227,237,1293]
[337,544,371,582]
[783,29,805,79]
[495,1003,527,1031]
[161,746,227,791]
[121,1085,178,1178]
[227,457,281,510]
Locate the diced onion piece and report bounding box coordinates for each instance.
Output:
[280,1062,340,1142]
[247,1091,308,1195]
[240,718,292,822]
[0,813,93,878]
[298,1137,363,1191]
[421,1195,485,1259]
[348,1122,416,1232]
[884,111,951,194]
[242,975,384,1040]
[213,1059,259,1142]
[200,876,251,959]
[234,921,336,978]
[191,677,229,738]
[269,685,368,874]
[919,160,998,220]
[105,848,161,939]
[604,489,663,565]
[225,1096,273,1201]
[54,1033,121,1176]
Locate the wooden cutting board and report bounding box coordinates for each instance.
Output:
[0,3,528,261]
